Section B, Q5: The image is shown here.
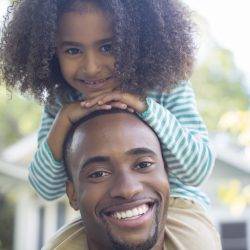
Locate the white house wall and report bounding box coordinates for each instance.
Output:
[14,187,39,250]
[43,202,58,243]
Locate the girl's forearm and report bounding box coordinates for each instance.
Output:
[47,110,72,161]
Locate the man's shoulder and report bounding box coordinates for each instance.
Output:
[42,218,184,250]
[42,218,88,250]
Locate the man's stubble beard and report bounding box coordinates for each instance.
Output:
[105,203,161,250]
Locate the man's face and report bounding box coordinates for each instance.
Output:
[66,113,169,249]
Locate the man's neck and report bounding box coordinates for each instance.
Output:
[86,229,165,250]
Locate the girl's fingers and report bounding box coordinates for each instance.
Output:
[80,101,86,107]
[81,96,102,108]
[108,101,127,110]
[81,100,94,108]
[98,93,122,105]
[127,107,134,113]
[104,101,134,113]
[97,102,135,113]
[81,93,122,108]
[93,104,112,111]
[81,91,136,110]
[80,95,111,107]
[79,99,134,116]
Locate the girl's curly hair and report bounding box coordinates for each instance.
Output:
[0,0,196,104]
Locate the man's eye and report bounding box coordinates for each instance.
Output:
[100,43,112,53]
[65,48,81,55]
[135,162,153,170]
[88,171,109,179]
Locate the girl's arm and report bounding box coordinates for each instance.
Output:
[139,83,215,186]
[28,105,67,200]
[29,101,112,200]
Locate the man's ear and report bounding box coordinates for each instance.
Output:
[66,180,79,210]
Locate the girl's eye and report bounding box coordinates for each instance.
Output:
[65,48,81,55]
[135,162,153,170]
[88,171,109,179]
[100,43,112,53]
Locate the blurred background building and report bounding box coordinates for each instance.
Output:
[0,0,250,249]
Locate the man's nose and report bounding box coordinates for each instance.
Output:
[81,51,101,77]
[110,172,143,199]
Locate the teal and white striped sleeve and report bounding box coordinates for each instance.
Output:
[139,82,215,187]
[28,105,67,200]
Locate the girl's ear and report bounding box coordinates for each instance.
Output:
[66,180,79,210]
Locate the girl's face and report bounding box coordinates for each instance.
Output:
[56,4,119,98]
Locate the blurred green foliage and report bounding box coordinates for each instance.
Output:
[0,87,42,151]
[192,46,249,131]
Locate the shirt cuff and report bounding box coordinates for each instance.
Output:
[137,97,152,119]
[43,140,62,167]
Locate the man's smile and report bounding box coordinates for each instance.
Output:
[100,199,158,229]
[112,203,150,219]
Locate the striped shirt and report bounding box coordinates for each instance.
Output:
[29,82,214,208]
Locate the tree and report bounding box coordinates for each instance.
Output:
[191,45,249,132]
[219,110,250,146]
[0,87,41,151]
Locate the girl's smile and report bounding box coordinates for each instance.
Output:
[76,75,114,90]
[56,2,119,98]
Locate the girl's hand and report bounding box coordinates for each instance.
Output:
[81,91,147,113]
[60,101,111,124]
[47,101,111,161]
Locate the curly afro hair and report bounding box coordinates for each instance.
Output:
[0,0,197,104]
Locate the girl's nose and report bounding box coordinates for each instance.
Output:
[110,172,143,200]
[81,51,101,77]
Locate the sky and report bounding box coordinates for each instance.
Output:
[0,0,250,88]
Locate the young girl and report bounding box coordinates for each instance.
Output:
[0,0,221,248]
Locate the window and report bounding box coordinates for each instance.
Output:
[220,222,248,250]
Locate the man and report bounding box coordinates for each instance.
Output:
[43,109,221,250]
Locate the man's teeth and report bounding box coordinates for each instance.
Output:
[112,204,149,220]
